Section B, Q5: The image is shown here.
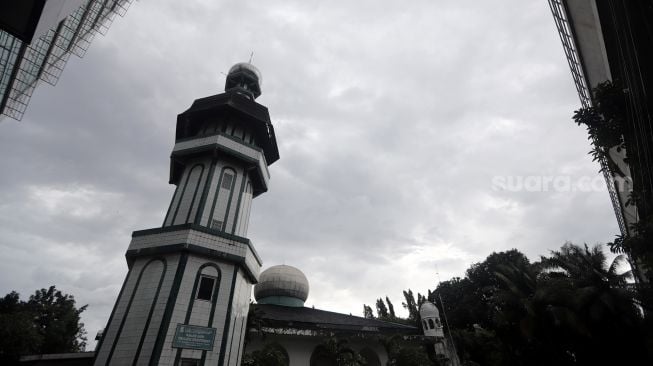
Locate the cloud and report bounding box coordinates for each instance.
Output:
[0,0,621,346]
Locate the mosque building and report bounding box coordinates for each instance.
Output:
[243,265,417,365]
[21,63,459,366]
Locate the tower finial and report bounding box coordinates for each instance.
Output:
[248,51,254,64]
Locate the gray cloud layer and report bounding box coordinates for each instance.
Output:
[0,0,619,346]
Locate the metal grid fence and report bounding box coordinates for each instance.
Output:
[0,0,133,121]
[547,0,628,237]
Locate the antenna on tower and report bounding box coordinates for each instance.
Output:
[435,264,458,358]
[248,51,254,64]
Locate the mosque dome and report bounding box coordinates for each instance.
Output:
[419,301,440,319]
[254,265,309,307]
[224,62,262,99]
[228,62,262,84]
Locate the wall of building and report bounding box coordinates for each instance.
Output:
[244,334,389,366]
[160,258,240,366]
[94,253,182,366]
[162,155,254,237]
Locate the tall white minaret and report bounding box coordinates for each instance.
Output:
[94,63,279,366]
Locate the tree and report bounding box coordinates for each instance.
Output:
[536,243,647,365]
[28,286,87,354]
[432,277,481,330]
[311,338,366,366]
[386,296,396,319]
[363,304,375,319]
[366,244,652,365]
[383,335,434,366]
[402,290,419,321]
[376,298,389,320]
[0,286,87,364]
[0,292,42,364]
[242,343,289,366]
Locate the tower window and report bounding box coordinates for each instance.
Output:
[423,320,428,329]
[211,219,223,230]
[428,319,435,329]
[221,173,234,189]
[196,276,216,301]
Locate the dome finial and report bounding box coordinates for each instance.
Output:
[225,62,262,99]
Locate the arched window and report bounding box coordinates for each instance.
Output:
[423,320,429,329]
[194,265,220,302]
[428,319,435,329]
[310,345,335,366]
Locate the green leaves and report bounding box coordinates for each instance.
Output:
[241,343,289,366]
[433,244,649,365]
[0,286,87,364]
[312,338,367,366]
[572,81,627,176]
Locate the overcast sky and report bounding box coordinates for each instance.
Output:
[0,0,620,348]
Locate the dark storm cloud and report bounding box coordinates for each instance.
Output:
[0,0,620,338]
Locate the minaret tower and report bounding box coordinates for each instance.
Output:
[94,63,279,366]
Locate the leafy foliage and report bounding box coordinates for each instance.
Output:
[572,80,627,175]
[433,245,650,365]
[383,336,434,366]
[386,296,397,319]
[363,304,375,319]
[573,79,653,319]
[241,343,289,366]
[367,244,651,365]
[311,338,366,366]
[0,286,87,364]
[376,298,390,320]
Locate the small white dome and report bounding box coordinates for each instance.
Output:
[420,301,440,318]
[254,265,309,304]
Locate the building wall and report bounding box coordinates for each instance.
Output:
[95,254,255,366]
[244,334,389,366]
[160,259,240,366]
[162,156,253,237]
[222,269,253,366]
[94,254,181,366]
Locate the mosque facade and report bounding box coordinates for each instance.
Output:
[244,265,415,365]
[22,64,458,366]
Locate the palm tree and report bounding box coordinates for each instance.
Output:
[537,243,646,365]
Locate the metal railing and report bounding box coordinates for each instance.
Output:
[547,0,628,236]
[0,0,133,121]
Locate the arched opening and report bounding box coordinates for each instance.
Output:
[310,345,335,366]
[262,343,289,366]
[422,319,429,329]
[428,319,435,329]
[359,347,381,366]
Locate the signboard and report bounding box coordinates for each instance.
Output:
[172,324,217,351]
